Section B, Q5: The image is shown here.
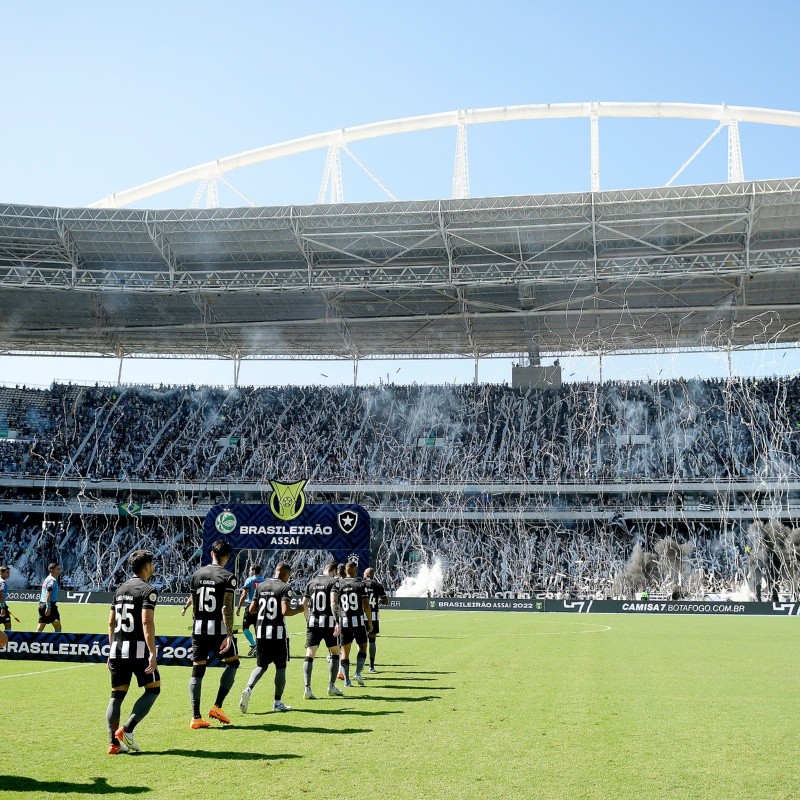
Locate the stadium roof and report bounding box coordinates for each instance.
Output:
[2,178,800,360]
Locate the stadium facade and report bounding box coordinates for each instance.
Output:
[4,101,800,599]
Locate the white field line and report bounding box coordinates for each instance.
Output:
[0,662,96,679]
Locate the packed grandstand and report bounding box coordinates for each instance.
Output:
[0,376,799,601]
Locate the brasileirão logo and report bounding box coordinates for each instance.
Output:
[269,479,307,521]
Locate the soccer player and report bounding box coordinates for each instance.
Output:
[239,562,305,713]
[0,565,13,632]
[187,539,239,729]
[362,567,389,673]
[106,550,161,755]
[36,563,62,632]
[302,561,343,699]
[336,561,372,687]
[236,564,263,656]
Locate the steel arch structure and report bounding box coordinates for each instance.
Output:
[88,102,800,209]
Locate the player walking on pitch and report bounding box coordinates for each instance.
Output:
[187,540,239,729]
[36,563,62,632]
[239,562,305,713]
[302,561,343,698]
[106,550,161,755]
[362,567,389,672]
[336,561,372,687]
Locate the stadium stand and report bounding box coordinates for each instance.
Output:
[1,377,800,598]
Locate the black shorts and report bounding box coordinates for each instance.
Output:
[191,634,239,664]
[109,658,161,689]
[256,636,290,669]
[339,625,368,647]
[305,626,338,650]
[242,609,257,629]
[38,603,60,624]
[369,620,380,637]
[0,607,11,627]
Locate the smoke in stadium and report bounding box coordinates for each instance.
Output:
[395,558,446,598]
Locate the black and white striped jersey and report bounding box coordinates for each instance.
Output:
[110,577,158,660]
[254,577,294,640]
[337,576,368,628]
[304,574,339,628]
[190,564,236,637]
[364,578,388,623]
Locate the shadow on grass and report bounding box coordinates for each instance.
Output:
[381,669,454,675]
[246,723,373,734]
[368,676,440,682]
[335,694,441,703]
[0,776,149,794]
[292,708,403,717]
[370,684,455,690]
[148,749,300,761]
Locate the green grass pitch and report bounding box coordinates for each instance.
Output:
[2,604,799,800]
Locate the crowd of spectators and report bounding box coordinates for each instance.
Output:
[0,512,760,599]
[0,376,799,595]
[0,377,797,484]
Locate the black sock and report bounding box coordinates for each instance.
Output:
[369,639,377,668]
[303,656,314,688]
[274,667,286,701]
[329,655,340,685]
[215,663,238,708]
[126,687,160,732]
[106,692,126,743]
[190,665,206,718]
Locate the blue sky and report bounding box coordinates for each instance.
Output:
[2,1,800,388]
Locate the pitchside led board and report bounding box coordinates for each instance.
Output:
[202,480,371,571]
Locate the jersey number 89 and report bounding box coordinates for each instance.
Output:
[340,591,359,613]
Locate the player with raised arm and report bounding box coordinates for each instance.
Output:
[106,550,161,755]
[236,564,263,657]
[187,540,239,729]
[302,561,343,698]
[362,567,389,673]
[239,562,305,713]
[36,563,62,632]
[337,561,372,687]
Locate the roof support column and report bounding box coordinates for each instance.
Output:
[590,104,600,192]
[452,113,470,199]
[728,121,744,183]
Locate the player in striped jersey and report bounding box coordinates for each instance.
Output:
[362,567,389,673]
[187,540,239,729]
[106,550,160,755]
[302,561,343,699]
[239,562,305,713]
[336,561,372,687]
